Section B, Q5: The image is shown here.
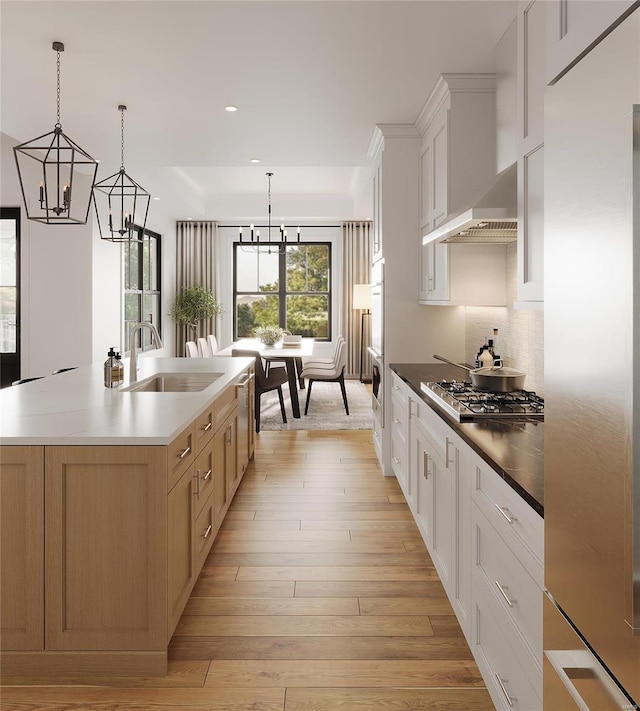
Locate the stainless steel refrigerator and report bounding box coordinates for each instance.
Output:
[544,8,640,709]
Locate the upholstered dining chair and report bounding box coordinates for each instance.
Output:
[300,339,349,415]
[207,334,219,354]
[232,348,288,433]
[185,341,199,358]
[302,335,345,370]
[197,337,213,357]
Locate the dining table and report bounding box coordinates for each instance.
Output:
[216,337,315,418]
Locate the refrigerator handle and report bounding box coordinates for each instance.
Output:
[630,105,640,636]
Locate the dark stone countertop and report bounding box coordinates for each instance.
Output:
[389,363,544,517]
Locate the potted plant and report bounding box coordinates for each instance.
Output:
[169,284,223,340]
[254,325,285,347]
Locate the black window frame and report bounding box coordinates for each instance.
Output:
[123,225,162,354]
[233,241,332,341]
[0,207,21,387]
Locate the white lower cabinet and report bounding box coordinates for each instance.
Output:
[389,371,543,704]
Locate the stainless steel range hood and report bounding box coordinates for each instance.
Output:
[422,163,517,245]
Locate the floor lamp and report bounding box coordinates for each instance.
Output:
[353,284,372,383]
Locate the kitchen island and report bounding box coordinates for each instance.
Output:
[0,356,254,682]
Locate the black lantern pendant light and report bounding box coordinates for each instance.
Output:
[238,172,301,254]
[13,41,99,225]
[93,105,151,242]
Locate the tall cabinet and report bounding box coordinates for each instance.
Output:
[367,124,465,475]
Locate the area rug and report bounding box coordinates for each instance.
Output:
[259,380,373,430]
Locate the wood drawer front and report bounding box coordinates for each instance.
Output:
[472,580,542,710]
[471,452,543,586]
[390,372,409,410]
[194,404,215,451]
[214,384,238,431]
[194,492,216,570]
[168,423,196,492]
[473,504,543,663]
[193,441,215,519]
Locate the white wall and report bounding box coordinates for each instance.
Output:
[2,132,93,377]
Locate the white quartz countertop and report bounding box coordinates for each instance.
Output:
[0,356,254,446]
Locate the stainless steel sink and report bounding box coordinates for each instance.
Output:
[122,372,223,393]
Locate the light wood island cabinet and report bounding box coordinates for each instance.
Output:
[0,363,253,682]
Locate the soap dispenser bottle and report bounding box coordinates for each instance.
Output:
[104,347,118,388]
[113,351,124,386]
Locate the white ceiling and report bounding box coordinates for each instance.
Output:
[1,0,517,222]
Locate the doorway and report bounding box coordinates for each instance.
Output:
[0,208,20,387]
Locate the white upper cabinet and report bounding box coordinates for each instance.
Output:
[495,18,518,173]
[515,0,546,307]
[417,75,503,305]
[546,0,638,85]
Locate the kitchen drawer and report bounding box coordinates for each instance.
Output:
[193,439,215,518]
[167,423,196,492]
[391,431,409,499]
[194,489,216,570]
[194,403,215,451]
[414,398,452,463]
[473,503,543,664]
[214,384,238,431]
[390,372,409,410]
[390,394,409,443]
[472,579,542,710]
[471,451,543,587]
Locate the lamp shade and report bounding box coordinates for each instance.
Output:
[353,283,372,311]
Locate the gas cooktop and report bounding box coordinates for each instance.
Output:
[420,380,544,422]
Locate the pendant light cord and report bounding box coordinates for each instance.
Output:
[120,107,126,170]
[55,49,61,128]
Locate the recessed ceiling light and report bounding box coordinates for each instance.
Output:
[225,105,238,112]
[153,197,160,201]
[250,158,261,164]
[186,217,193,221]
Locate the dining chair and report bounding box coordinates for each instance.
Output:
[302,335,345,369]
[232,348,288,433]
[301,339,349,415]
[197,337,213,357]
[185,341,199,358]
[207,334,219,354]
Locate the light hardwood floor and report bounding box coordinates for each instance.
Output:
[1,430,494,710]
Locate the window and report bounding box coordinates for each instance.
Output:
[0,208,20,387]
[234,243,331,340]
[123,226,161,353]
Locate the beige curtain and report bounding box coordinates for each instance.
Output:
[342,221,372,379]
[175,221,218,356]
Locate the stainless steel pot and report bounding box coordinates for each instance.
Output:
[432,354,526,393]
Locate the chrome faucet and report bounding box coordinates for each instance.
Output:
[129,322,163,382]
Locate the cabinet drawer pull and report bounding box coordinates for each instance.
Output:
[495,504,517,524]
[423,450,431,479]
[393,417,400,424]
[393,456,400,465]
[203,468,212,482]
[495,580,516,607]
[494,674,515,707]
[178,445,191,460]
[202,524,212,539]
[194,469,201,497]
[445,436,454,468]
[202,421,212,432]
[393,384,400,391]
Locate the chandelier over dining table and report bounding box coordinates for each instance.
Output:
[238,172,301,254]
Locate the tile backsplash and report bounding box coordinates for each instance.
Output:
[465,243,544,395]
